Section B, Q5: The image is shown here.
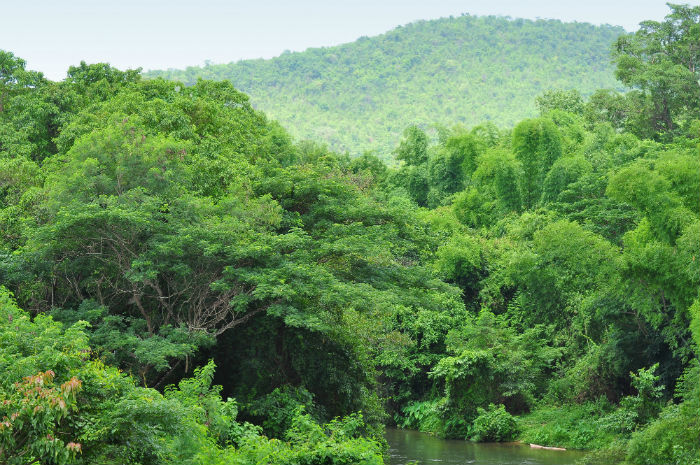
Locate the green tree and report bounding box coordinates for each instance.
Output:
[472,148,522,213]
[536,89,585,115]
[395,125,428,166]
[584,89,631,131]
[0,50,43,113]
[541,156,592,204]
[512,118,563,209]
[0,371,83,465]
[390,126,430,206]
[607,161,693,244]
[613,3,700,137]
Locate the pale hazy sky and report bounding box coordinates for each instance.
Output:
[2,0,675,80]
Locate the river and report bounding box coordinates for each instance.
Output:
[386,428,587,465]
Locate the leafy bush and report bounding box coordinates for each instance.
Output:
[399,399,445,436]
[576,440,629,465]
[244,386,319,438]
[284,411,384,465]
[518,399,617,450]
[621,364,663,425]
[626,362,700,465]
[626,401,700,465]
[469,404,518,442]
[0,371,83,465]
[197,411,384,465]
[593,364,664,435]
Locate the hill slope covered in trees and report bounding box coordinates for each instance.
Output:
[146,15,624,157]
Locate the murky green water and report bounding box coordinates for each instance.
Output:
[386,428,586,465]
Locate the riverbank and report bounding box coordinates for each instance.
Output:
[516,392,700,465]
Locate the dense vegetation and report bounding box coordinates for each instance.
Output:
[1,4,699,465]
[145,15,623,157]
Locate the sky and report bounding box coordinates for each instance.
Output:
[3,0,675,80]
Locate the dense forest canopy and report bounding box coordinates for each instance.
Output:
[145,15,624,158]
[0,3,699,465]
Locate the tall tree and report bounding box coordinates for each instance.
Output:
[613,3,700,137]
[512,118,562,209]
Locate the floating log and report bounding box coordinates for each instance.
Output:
[530,443,567,451]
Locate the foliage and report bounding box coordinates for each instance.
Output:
[0,61,464,428]
[399,399,444,436]
[518,400,618,450]
[619,364,664,426]
[613,4,700,138]
[422,312,560,437]
[469,404,518,442]
[203,411,384,465]
[0,370,82,465]
[0,287,384,465]
[626,362,700,465]
[243,386,317,438]
[512,118,562,209]
[536,89,585,115]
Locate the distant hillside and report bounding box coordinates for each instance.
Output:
[146,15,624,157]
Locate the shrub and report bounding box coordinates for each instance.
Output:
[469,404,518,442]
[626,362,700,465]
[399,399,445,436]
[243,386,319,438]
[206,411,385,465]
[518,399,617,450]
[626,401,700,465]
[577,440,629,465]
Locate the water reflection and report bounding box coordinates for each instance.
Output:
[386,428,585,465]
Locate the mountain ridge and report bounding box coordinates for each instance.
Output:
[146,14,625,157]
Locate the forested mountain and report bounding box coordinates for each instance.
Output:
[1,4,699,465]
[145,15,624,157]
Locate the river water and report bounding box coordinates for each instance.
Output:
[386,428,586,465]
